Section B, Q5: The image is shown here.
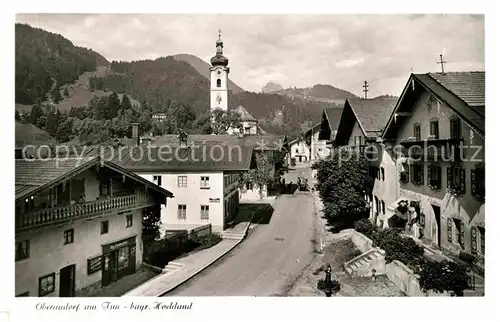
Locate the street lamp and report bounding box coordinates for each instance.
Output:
[317,264,341,297]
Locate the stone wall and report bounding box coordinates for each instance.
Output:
[385,260,450,297]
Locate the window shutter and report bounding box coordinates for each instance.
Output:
[447,167,452,188]
[471,169,476,196]
[447,218,453,242]
[460,168,466,194]
[471,227,477,254]
[427,165,432,187]
[460,221,465,248]
[437,166,442,189]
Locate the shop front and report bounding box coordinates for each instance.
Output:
[101,236,137,287]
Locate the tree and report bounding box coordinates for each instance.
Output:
[419,260,472,296]
[312,148,370,232]
[106,92,120,119]
[210,108,242,134]
[30,103,44,124]
[120,94,134,113]
[15,110,21,121]
[238,152,275,199]
[142,204,162,245]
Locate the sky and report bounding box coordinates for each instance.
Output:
[16,14,484,97]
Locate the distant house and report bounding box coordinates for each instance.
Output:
[381,71,485,269]
[15,156,172,297]
[318,107,343,147]
[152,113,168,122]
[305,122,330,161]
[288,137,310,164]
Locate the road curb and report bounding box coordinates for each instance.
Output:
[158,212,255,297]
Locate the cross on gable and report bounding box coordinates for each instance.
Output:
[437,54,447,74]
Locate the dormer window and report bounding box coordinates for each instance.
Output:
[413,124,421,141]
[178,130,188,148]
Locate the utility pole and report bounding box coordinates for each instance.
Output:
[363,81,369,99]
[437,54,447,74]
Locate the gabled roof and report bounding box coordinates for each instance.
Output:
[347,97,398,137]
[324,108,344,133]
[15,156,173,200]
[382,72,485,139]
[235,105,257,122]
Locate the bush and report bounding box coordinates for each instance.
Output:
[192,232,222,250]
[317,278,341,296]
[419,260,472,296]
[354,218,375,234]
[370,228,425,270]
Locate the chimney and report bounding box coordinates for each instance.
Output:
[132,123,139,146]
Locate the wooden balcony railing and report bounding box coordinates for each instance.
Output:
[16,192,155,231]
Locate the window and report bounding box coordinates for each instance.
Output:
[471,167,485,201]
[224,176,228,187]
[178,205,187,220]
[411,163,424,185]
[177,176,187,188]
[38,273,55,296]
[447,166,465,194]
[15,240,29,261]
[200,205,209,220]
[358,136,363,146]
[217,78,221,88]
[245,127,251,135]
[374,196,380,213]
[427,164,442,190]
[478,227,485,254]
[453,218,465,249]
[126,214,133,228]
[63,229,74,245]
[430,120,439,139]
[419,213,425,227]
[380,168,385,181]
[413,124,421,141]
[447,218,453,242]
[450,117,461,140]
[153,175,162,186]
[200,176,210,189]
[101,220,109,234]
[381,200,385,214]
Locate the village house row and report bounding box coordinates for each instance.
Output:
[299,71,485,271]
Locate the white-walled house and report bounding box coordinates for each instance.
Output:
[15,156,172,297]
[115,134,255,233]
[305,122,330,161]
[381,72,485,269]
[288,137,310,164]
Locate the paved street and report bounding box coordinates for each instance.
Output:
[166,167,316,296]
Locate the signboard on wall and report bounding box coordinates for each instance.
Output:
[87,255,102,275]
[209,198,220,203]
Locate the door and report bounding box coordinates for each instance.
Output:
[59,264,75,297]
[102,252,118,287]
[432,205,441,248]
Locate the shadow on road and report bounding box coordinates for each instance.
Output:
[231,203,275,226]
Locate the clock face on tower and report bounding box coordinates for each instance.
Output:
[217,70,221,75]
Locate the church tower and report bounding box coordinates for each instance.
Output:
[210,30,229,111]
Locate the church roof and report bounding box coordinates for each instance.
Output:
[235,105,257,122]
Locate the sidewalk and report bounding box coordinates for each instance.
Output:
[124,215,254,297]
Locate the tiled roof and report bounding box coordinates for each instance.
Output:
[347,97,398,136]
[324,108,344,133]
[110,142,254,172]
[235,105,257,122]
[428,72,485,108]
[15,157,97,198]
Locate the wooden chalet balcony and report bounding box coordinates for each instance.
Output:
[16,191,156,232]
[400,138,463,161]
